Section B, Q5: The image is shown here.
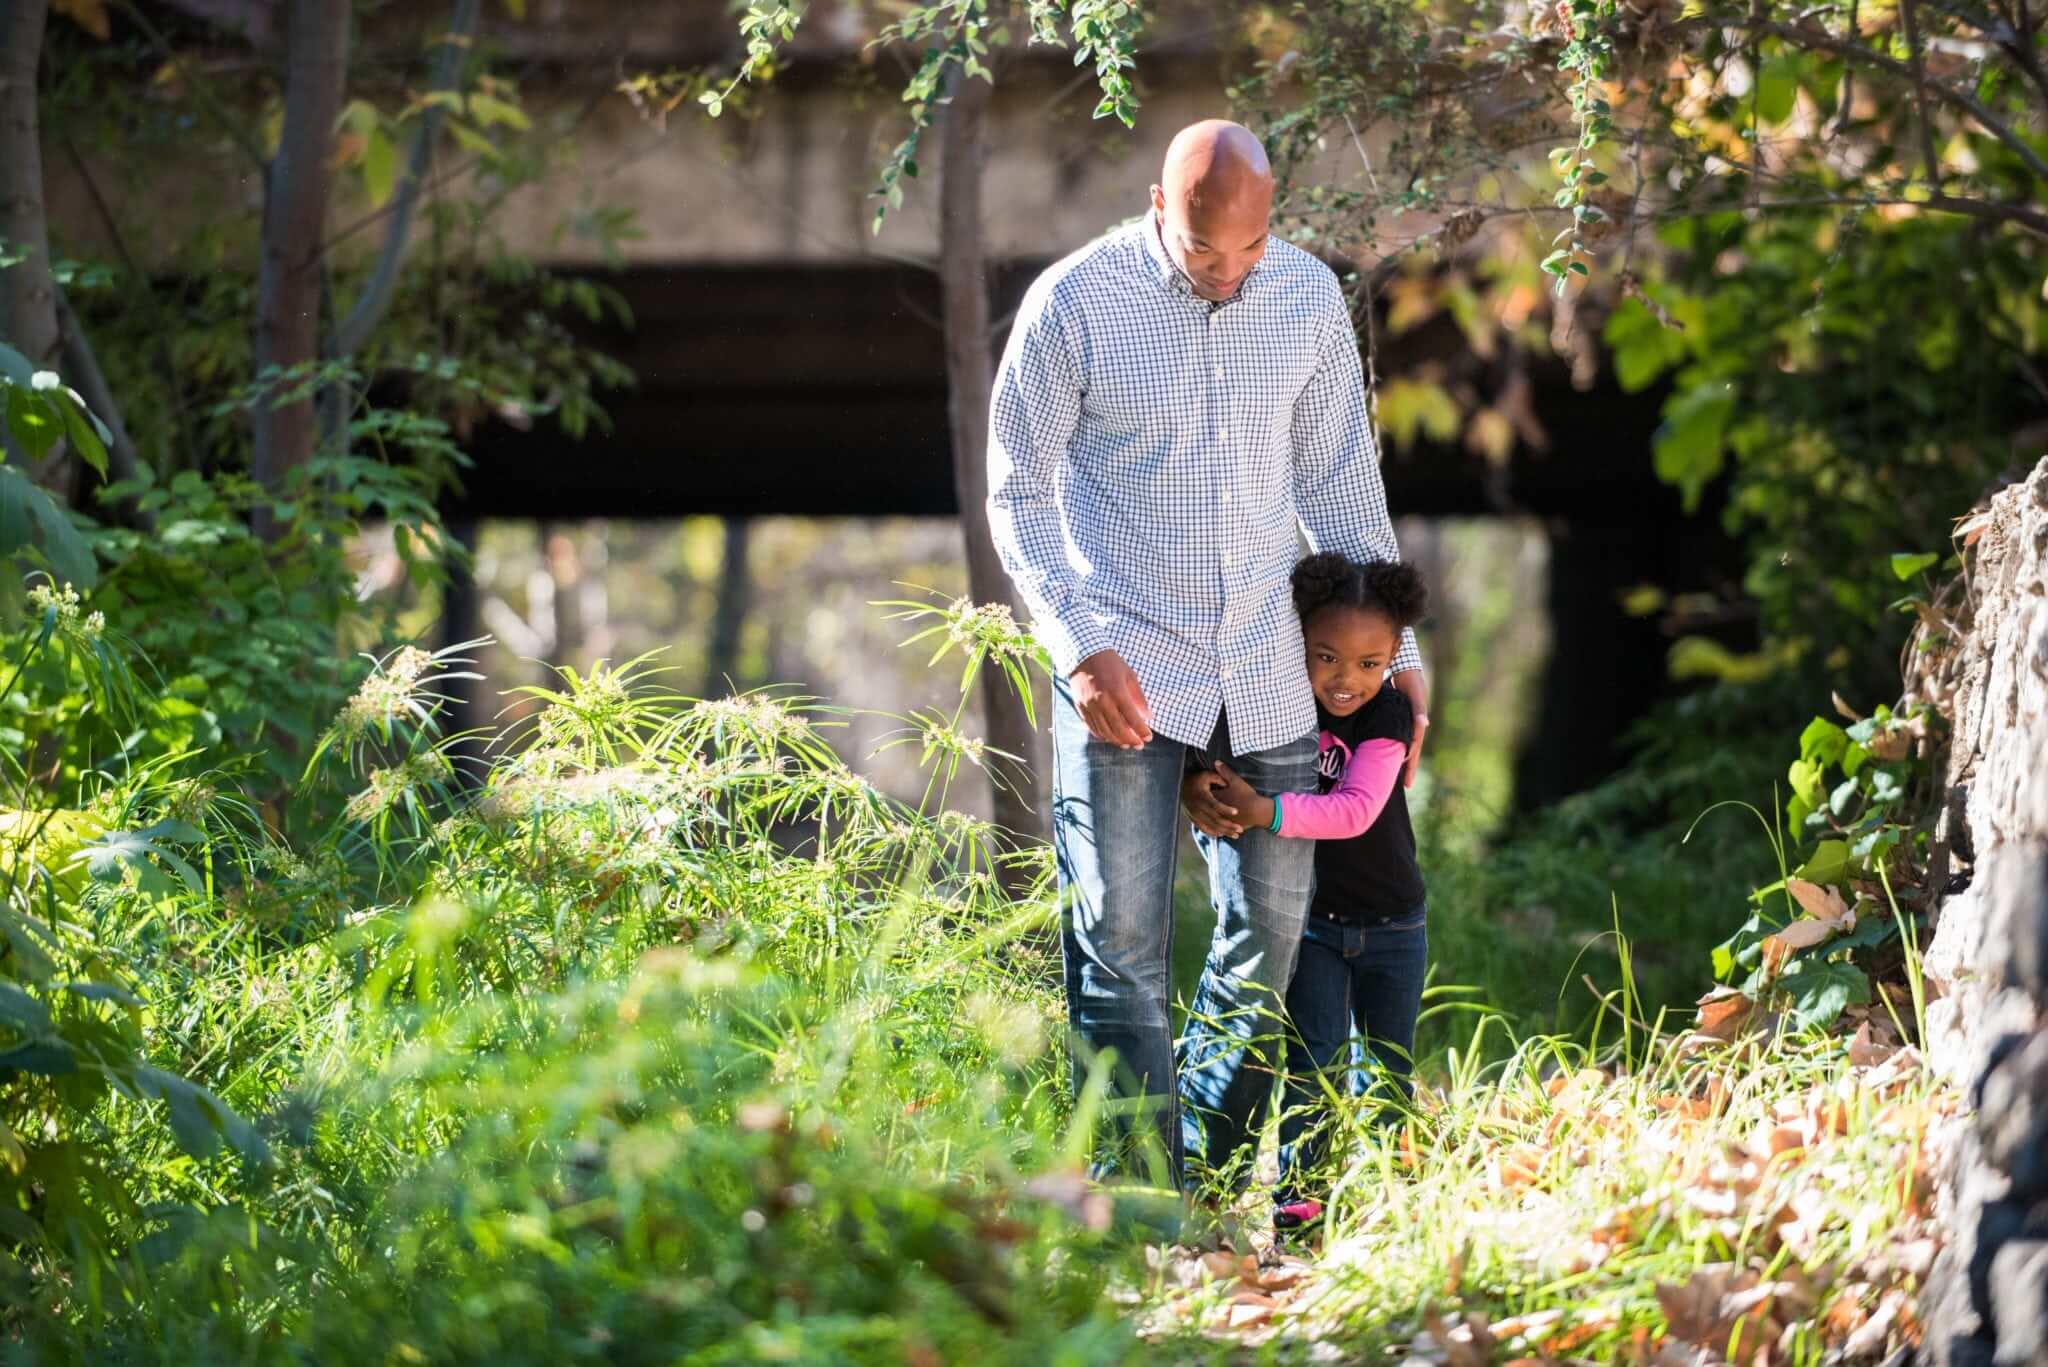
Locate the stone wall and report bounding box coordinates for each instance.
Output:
[1923,454,2048,1366]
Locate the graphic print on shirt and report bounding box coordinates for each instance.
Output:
[1315,734,1350,794]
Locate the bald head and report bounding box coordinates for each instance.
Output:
[1151,120,1274,302]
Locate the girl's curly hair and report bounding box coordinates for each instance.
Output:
[1290,553,1429,631]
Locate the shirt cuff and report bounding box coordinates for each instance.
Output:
[1391,626,1423,676]
[1031,603,1117,678]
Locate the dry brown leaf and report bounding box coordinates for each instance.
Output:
[1495,1144,1547,1188]
[1848,1021,1900,1069]
[1955,510,1991,546]
[1695,988,1756,1041]
[52,0,111,40]
[1224,1297,1275,1330]
[1786,878,1854,927]
[1198,1250,1243,1282]
[1831,690,1862,722]
[1841,1288,1901,1357]
[1423,1310,1499,1367]
[1758,1123,1806,1156]
[1255,1262,1310,1293]
[1655,1265,1797,1363]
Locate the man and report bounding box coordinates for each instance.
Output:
[986,119,1428,1188]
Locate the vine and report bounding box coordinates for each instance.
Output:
[1543,0,1619,292]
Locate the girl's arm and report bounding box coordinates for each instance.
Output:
[1274,739,1405,840]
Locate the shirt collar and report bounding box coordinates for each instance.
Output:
[1141,208,1269,305]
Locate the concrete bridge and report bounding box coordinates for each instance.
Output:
[50,0,1732,803]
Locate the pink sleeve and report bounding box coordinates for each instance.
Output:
[1275,738,1406,840]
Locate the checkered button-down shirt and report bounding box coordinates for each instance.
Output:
[986,210,1422,757]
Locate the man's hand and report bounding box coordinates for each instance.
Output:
[1392,669,1430,789]
[1069,649,1153,749]
[1181,768,1244,839]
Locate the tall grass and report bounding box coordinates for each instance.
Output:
[2,587,1939,1365]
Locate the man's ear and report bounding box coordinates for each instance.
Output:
[1149,183,1166,216]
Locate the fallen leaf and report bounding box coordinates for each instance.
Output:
[1848,1021,1900,1069]
[1423,1310,1498,1367]
[1225,1297,1275,1330]
[1198,1250,1242,1282]
[1695,988,1756,1041]
[1842,1288,1901,1357]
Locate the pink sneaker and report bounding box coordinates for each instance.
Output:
[1273,1199,1323,1232]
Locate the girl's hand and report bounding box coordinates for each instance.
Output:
[1181,769,1245,839]
[1210,762,1275,834]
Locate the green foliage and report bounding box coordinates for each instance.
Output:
[0,354,110,591]
[1605,211,2037,697]
[0,583,1185,1362]
[692,2,1144,234]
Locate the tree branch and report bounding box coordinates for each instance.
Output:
[1896,0,1945,187]
[331,0,481,360]
[1757,19,2048,185]
[111,0,269,174]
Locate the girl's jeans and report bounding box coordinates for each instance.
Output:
[1274,906,1428,1202]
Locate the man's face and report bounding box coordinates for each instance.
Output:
[1151,182,1271,302]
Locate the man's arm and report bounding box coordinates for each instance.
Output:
[1291,290,1430,782]
[986,284,1104,669]
[986,283,1151,748]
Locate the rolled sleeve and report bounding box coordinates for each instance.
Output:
[1292,296,1424,676]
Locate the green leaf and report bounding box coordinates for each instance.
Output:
[5,385,60,463]
[446,120,502,163]
[1755,55,1801,124]
[56,389,108,477]
[0,983,52,1037]
[0,342,31,387]
[1651,384,1734,512]
[1890,551,1939,581]
[1777,958,1869,1031]
[1790,838,1851,886]
[0,465,97,588]
[468,94,531,132]
[77,822,206,899]
[363,126,398,207]
[1799,716,1848,767]
[0,1039,74,1075]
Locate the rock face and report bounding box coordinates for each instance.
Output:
[1923,455,2048,1367]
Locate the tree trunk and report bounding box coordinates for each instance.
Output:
[0,0,56,374]
[251,0,349,528]
[703,516,751,697]
[939,68,1047,843]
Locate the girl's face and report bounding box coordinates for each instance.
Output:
[1304,605,1398,717]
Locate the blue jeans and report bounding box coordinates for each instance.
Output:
[1274,907,1428,1203]
[1049,683,1317,1188]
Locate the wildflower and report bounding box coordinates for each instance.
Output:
[342,752,448,825]
[944,596,1034,661]
[25,581,104,643]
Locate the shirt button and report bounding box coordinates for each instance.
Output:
[1213,366,1224,380]
[1221,666,1234,680]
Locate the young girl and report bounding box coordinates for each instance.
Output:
[1181,552,1429,1233]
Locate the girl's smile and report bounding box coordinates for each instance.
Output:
[1304,604,1398,717]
